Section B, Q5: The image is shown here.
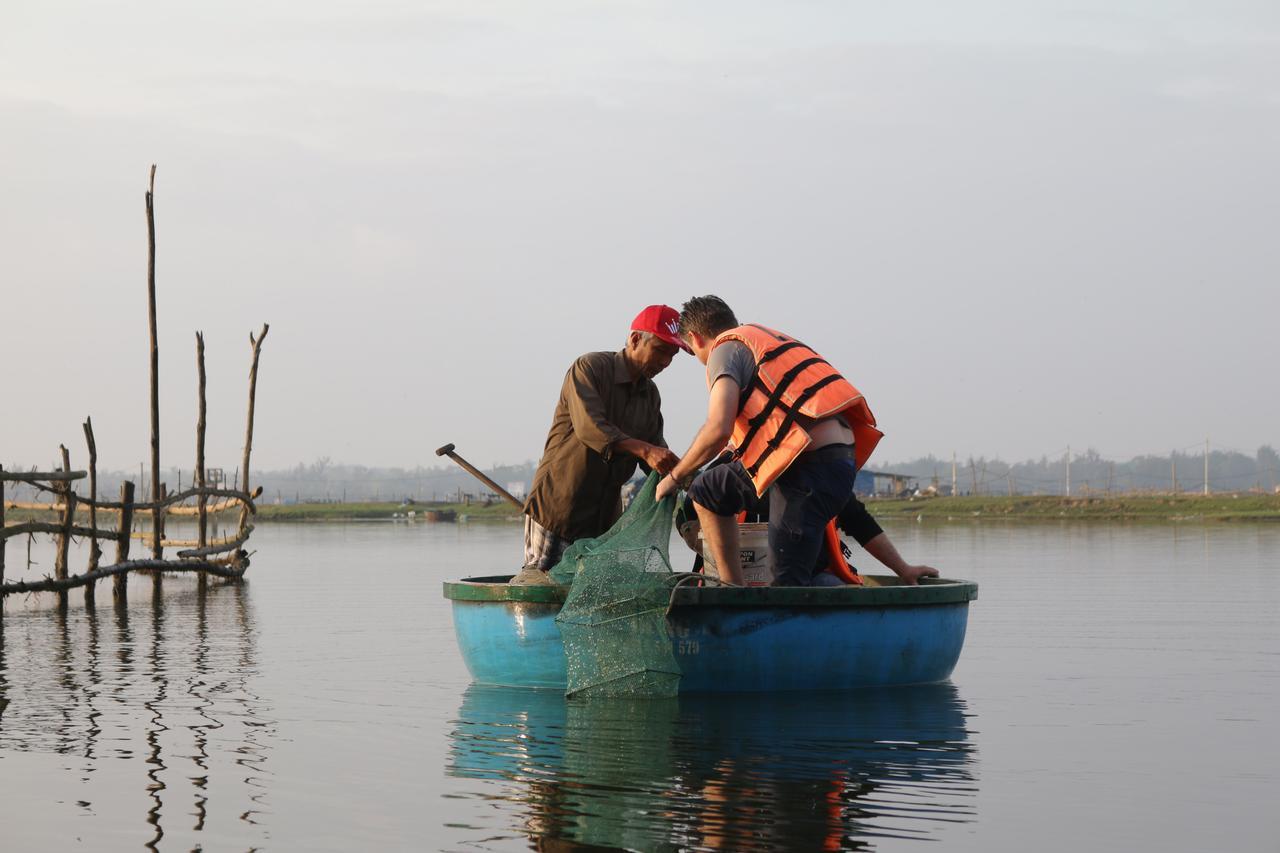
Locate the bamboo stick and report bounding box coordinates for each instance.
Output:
[3,493,247,515]
[169,498,243,516]
[55,446,75,609]
[55,446,75,583]
[2,556,247,596]
[153,483,165,595]
[0,470,87,483]
[146,165,161,562]
[239,324,269,534]
[1,465,6,589]
[84,418,101,606]
[196,332,208,590]
[177,526,253,558]
[2,521,123,541]
[127,530,245,548]
[114,481,134,600]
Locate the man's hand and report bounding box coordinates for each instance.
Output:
[615,438,679,475]
[643,445,680,476]
[897,564,940,585]
[655,474,679,501]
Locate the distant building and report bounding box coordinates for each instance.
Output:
[855,469,919,497]
[506,481,528,500]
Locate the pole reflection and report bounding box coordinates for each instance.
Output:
[448,683,978,851]
[0,580,274,850]
[143,589,169,850]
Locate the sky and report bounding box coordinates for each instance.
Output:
[2,0,1277,473]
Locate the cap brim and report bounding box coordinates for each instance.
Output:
[655,332,692,354]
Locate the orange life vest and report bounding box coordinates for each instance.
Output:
[710,324,883,496]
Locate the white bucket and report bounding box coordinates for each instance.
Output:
[698,522,775,586]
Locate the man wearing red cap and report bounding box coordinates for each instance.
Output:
[519,305,688,579]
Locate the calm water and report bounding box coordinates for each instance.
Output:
[1,520,1277,851]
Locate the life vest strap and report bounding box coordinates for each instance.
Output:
[744,373,844,478]
[737,356,826,453]
[756,339,804,365]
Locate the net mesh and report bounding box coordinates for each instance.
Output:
[551,472,682,699]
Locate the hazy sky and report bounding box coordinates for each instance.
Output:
[3,1,1277,473]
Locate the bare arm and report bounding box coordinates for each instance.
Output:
[862,533,939,585]
[655,377,739,499]
[614,437,679,475]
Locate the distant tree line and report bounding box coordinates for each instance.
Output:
[6,446,1278,505]
[880,446,1280,496]
[1,457,538,506]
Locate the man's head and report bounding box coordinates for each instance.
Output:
[678,295,738,364]
[625,304,687,379]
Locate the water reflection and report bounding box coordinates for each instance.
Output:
[0,581,274,849]
[448,683,977,851]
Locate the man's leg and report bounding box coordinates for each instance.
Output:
[513,514,569,584]
[770,453,859,586]
[693,501,742,584]
[686,460,759,586]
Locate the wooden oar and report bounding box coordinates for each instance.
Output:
[435,443,524,509]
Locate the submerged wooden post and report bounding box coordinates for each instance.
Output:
[114,481,134,600]
[196,332,208,590]
[153,483,166,596]
[238,324,269,535]
[1,465,6,590]
[55,446,77,609]
[83,418,101,607]
[146,165,162,561]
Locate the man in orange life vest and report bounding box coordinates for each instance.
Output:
[655,295,939,587]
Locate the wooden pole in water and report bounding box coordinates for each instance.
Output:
[1,465,6,590]
[146,165,162,561]
[1204,437,1210,496]
[238,324,269,536]
[114,481,134,600]
[83,418,101,607]
[196,332,208,590]
[153,483,166,596]
[55,445,77,609]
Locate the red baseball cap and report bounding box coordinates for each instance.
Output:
[631,305,691,353]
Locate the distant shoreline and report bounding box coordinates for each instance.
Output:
[866,493,1280,523]
[249,493,1280,523]
[8,493,1277,526]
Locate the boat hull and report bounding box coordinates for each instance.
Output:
[447,575,977,692]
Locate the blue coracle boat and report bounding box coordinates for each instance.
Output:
[444,575,978,692]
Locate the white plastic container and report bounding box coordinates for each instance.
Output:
[698,522,775,586]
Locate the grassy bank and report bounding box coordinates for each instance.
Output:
[252,493,1280,523]
[8,494,1279,525]
[864,493,1280,523]
[252,501,520,522]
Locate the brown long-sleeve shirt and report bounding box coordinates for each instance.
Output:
[524,350,666,541]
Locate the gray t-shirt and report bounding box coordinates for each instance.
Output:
[706,340,756,391]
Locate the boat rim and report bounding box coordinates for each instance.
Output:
[443,575,978,607]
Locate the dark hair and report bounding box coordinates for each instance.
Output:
[679,295,738,339]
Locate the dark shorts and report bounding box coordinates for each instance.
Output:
[688,445,859,586]
[686,457,761,517]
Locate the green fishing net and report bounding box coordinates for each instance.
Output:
[551,472,683,699]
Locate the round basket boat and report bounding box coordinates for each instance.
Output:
[444,575,978,692]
